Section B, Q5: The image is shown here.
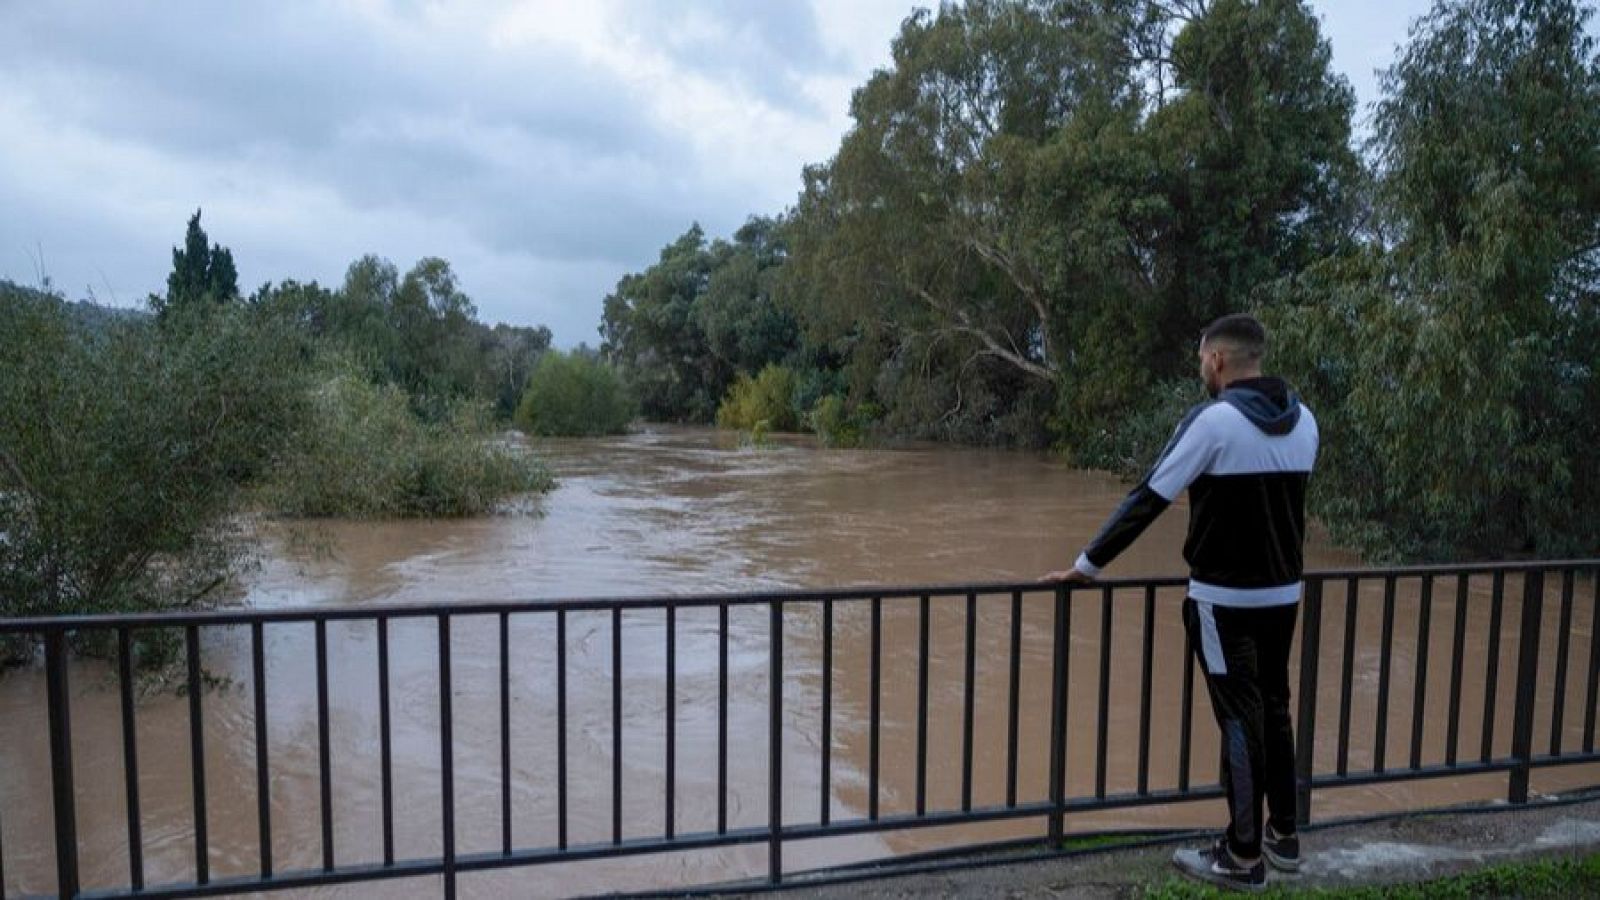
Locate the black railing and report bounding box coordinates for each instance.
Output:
[1,560,1598,898]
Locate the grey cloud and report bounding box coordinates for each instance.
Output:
[629,1,851,113]
[0,1,781,340]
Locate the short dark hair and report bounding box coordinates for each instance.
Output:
[1201,313,1266,362]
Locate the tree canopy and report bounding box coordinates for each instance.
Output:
[598,0,1600,559]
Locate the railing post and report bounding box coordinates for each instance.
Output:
[1047,585,1068,845]
[438,615,456,900]
[1294,579,1323,828]
[768,600,783,884]
[1509,570,1544,803]
[45,631,80,899]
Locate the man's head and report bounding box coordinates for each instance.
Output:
[1198,314,1266,398]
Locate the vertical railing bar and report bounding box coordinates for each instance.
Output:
[186,624,209,885]
[869,596,881,822]
[915,594,930,817]
[378,616,394,866]
[1336,578,1359,777]
[768,600,783,885]
[496,605,508,851]
[1095,586,1112,800]
[251,623,271,879]
[315,620,334,871]
[1447,575,1469,767]
[1047,586,1069,844]
[1294,578,1324,828]
[120,627,145,890]
[612,606,623,846]
[717,601,729,835]
[1409,575,1434,771]
[1374,575,1397,773]
[1178,615,1195,793]
[1509,571,1544,803]
[819,598,832,826]
[1006,590,1022,809]
[1481,571,1506,764]
[557,609,569,851]
[666,605,676,841]
[1550,571,1574,756]
[961,591,977,813]
[438,615,456,900]
[1585,571,1600,753]
[821,598,833,827]
[45,630,80,900]
[1137,585,1155,797]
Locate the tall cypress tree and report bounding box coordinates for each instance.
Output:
[152,209,239,320]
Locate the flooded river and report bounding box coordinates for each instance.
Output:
[1,427,1595,897]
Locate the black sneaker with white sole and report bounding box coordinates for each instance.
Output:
[1263,823,1301,872]
[1171,836,1266,892]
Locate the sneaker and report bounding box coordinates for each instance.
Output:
[1263,823,1301,873]
[1172,836,1266,892]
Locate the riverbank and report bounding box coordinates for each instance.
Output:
[706,791,1600,898]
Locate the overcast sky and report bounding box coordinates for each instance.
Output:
[1,0,1439,346]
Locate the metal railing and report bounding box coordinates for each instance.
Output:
[1,560,1598,898]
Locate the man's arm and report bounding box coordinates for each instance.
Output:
[1044,404,1217,582]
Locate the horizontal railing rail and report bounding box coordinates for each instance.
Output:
[0,560,1596,898]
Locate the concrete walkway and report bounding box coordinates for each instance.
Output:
[713,793,1600,897]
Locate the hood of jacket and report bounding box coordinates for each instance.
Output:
[1219,376,1301,436]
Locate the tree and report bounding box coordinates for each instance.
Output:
[785,1,1138,387]
[777,0,1357,446]
[481,323,553,420]
[600,225,730,421]
[1269,0,1600,559]
[151,209,240,320]
[1139,0,1361,373]
[515,350,634,436]
[696,217,798,374]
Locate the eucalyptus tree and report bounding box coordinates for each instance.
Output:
[1270,0,1600,559]
[781,0,1358,443]
[600,225,730,422]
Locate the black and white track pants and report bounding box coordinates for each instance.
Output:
[1182,597,1299,860]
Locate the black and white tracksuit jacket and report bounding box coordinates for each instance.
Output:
[1073,377,1319,608]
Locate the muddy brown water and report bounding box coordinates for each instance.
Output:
[2,427,1596,897]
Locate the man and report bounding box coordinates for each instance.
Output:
[1043,313,1318,892]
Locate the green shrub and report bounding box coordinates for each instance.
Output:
[0,284,307,624]
[1070,380,1205,477]
[515,351,633,437]
[717,364,800,432]
[265,373,551,518]
[807,394,873,447]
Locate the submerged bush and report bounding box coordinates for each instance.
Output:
[266,373,551,518]
[717,364,800,432]
[0,284,307,624]
[515,350,633,437]
[807,394,877,448]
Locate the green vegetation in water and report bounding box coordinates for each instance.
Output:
[1141,852,1600,899]
[266,372,551,518]
[1,209,559,631]
[717,364,801,433]
[0,281,307,631]
[515,349,634,437]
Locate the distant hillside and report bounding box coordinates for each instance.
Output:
[0,280,148,332]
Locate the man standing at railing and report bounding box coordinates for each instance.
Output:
[1044,313,1318,892]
